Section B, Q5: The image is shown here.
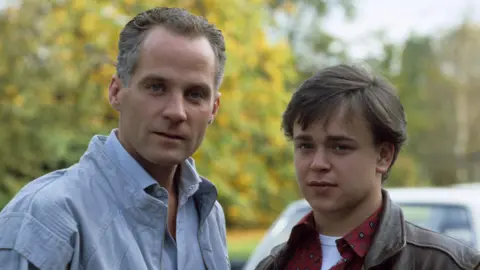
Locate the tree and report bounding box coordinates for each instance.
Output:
[267,0,354,84]
[372,22,480,187]
[360,37,430,187]
[436,22,480,184]
[0,0,300,227]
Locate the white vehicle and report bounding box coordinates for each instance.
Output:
[243,187,480,270]
[452,182,480,189]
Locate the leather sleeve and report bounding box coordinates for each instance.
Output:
[254,255,274,270]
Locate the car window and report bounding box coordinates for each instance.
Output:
[399,203,476,248]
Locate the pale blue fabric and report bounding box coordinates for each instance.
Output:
[0,130,229,270]
[105,129,205,270]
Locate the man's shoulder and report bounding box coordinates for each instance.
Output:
[197,174,223,216]
[0,168,82,269]
[213,200,224,216]
[2,163,87,213]
[405,221,480,269]
[0,167,81,233]
[0,162,98,239]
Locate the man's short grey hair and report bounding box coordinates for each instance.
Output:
[116,7,226,90]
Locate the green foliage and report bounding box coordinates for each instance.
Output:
[372,23,480,187]
[0,0,302,227]
[3,0,478,228]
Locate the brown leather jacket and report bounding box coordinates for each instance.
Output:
[255,190,480,270]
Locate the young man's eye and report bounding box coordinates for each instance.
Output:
[332,144,352,152]
[295,143,314,150]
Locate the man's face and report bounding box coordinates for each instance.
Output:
[109,26,219,166]
[292,109,393,214]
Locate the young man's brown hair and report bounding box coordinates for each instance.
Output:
[282,64,407,181]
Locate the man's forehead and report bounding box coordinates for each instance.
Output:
[141,26,213,56]
[133,26,216,89]
[142,26,187,48]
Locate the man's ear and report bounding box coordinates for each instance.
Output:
[209,92,221,124]
[108,75,123,111]
[376,143,395,174]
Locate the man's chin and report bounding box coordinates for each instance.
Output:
[137,146,195,166]
[144,152,190,166]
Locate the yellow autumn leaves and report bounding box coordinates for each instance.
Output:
[1,0,300,226]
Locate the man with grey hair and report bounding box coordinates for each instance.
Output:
[0,7,229,270]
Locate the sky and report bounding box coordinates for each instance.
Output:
[324,0,480,59]
[1,0,479,59]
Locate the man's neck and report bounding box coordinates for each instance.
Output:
[314,190,383,237]
[115,129,180,195]
[144,162,180,195]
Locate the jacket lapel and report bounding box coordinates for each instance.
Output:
[364,189,407,269]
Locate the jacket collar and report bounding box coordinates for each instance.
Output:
[364,189,407,268]
[193,176,218,226]
[263,189,407,269]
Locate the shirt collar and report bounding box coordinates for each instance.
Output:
[286,211,317,246]
[340,206,383,257]
[287,205,383,257]
[104,129,201,202]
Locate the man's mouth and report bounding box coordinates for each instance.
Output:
[154,132,185,140]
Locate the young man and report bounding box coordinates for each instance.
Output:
[0,7,229,270]
[256,65,480,269]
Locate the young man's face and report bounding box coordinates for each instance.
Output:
[292,108,394,215]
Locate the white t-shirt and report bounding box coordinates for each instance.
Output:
[319,234,343,270]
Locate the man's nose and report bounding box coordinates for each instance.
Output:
[309,148,331,172]
[162,92,187,122]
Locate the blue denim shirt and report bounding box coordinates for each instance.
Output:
[0,131,229,269]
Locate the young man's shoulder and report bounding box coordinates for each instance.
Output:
[404,221,480,269]
[253,223,480,270]
[253,242,288,270]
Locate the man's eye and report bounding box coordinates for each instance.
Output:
[147,83,165,92]
[187,91,204,99]
[187,88,210,101]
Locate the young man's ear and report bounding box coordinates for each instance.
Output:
[109,75,123,111]
[376,143,395,174]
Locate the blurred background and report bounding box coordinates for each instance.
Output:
[1,0,480,269]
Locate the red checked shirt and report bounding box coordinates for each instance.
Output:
[284,207,382,270]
